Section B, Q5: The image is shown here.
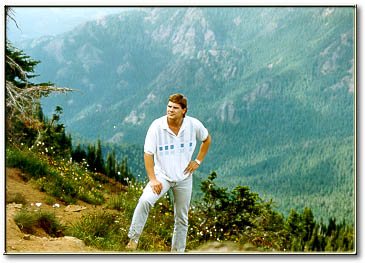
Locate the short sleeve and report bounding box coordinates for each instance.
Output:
[194,118,209,142]
[144,121,157,155]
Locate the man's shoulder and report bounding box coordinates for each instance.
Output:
[185,116,205,127]
[185,115,202,122]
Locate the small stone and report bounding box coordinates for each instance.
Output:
[64,205,87,212]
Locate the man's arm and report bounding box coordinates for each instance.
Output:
[184,134,211,176]
[144,153,163,195]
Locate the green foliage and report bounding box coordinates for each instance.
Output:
[68,170,354,253]
[187,171,354,252]
[71,141,134,185]
[6,148,50,181]
[13,210,38,234]
[68,211,125,250]
[14,209,65,237]
[5,42,40,88]
[36,106,73,158]
[6,147,105,205]
[188,171,287,251]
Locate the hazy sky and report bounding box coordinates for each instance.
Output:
[6,7,131,43]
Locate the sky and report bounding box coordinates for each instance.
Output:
[6,7,132,43]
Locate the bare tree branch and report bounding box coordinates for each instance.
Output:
[5,7,20,30]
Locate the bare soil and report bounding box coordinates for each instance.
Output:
[5,167,104,254]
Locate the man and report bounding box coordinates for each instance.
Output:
[126,93,211,252]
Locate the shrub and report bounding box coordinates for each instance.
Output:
[186,171,286,251]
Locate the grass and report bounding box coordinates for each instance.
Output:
[7,192,28,206]
[14,209,65,237]
[67,211,129,251]
[6,148,105,205]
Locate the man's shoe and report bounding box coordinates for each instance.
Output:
[126,239,138,250]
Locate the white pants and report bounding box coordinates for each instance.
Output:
[128,175,192,252]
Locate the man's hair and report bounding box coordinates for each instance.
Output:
[168,93,188,117]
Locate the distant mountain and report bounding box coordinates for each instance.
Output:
[18,7,355,223]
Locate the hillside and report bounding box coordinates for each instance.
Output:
[6,168,102,253]
[15,7,355,223]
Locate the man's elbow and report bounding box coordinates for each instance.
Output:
[144,152,154,160]
[203,134,211,145]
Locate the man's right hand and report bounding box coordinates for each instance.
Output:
[150,179,163,195]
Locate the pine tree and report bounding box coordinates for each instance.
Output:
[302,207,315,243]
[94,138,105,174]
[326,217,337,237]
[308,225,321,251]
[87,144,96,171]
[106,150,117,179]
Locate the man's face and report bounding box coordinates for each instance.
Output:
[167,101,186,121]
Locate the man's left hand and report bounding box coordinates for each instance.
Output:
[184,161,200,176]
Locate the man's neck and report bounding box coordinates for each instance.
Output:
[167,117,183,128]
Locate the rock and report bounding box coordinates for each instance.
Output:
[193,241,241,252]
[63,236,85,247]
[23,234,31,240]
[64,205,87,212]
[8,203,23,209]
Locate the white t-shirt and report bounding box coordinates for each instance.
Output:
[144,115,209,182]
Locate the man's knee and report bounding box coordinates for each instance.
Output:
[138,193,156,209]
[174,212,189,227]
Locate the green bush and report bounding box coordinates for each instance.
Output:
[187,171,283,250]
